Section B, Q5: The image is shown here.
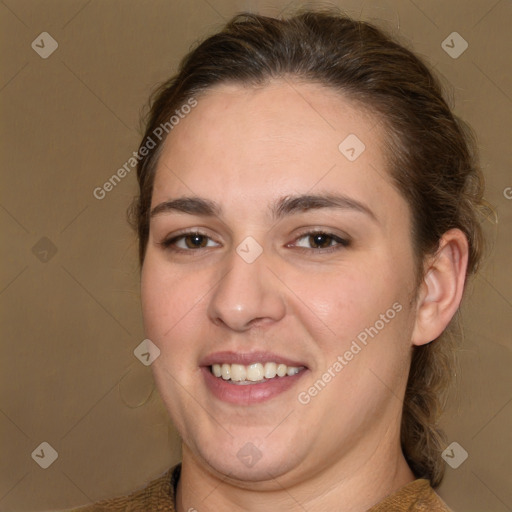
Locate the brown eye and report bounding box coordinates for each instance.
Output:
[308,233,335,249]
[184,234,208,249]
[292,231,350,251]
[160,232,220,251]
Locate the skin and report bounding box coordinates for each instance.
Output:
[140,79,468,511]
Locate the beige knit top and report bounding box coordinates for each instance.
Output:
[70,463,452,511]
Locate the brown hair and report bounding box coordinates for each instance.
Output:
[128,9,485,487]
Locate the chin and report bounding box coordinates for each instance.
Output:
[191,435,304,485]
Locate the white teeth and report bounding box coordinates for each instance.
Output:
[211,362,303,383]
[277,364,287,377]
[221,363,231,380]
[230,364,246,382]
[264,362,277,379]
[247,363,264,381]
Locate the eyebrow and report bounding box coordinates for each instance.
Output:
[150,197,220,218]
[272,194,377,223]
[150,193,378,223]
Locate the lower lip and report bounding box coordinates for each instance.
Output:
[201,366,308,405]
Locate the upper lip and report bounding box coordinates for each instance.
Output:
[200,351,308,368]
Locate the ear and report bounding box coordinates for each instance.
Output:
[411,228,469,347]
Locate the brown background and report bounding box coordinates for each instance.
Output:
[1,0,510,511]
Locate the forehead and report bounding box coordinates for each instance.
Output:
[152,80,404,226]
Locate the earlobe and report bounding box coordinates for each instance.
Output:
[411,229,469,347]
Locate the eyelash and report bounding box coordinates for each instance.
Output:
[159,229,350,254]
[290,230,350,253]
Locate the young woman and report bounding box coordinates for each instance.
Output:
[73,8,485,511]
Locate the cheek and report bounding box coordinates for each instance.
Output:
[285,265,395,341]
[286,259,415,383]
[141,259,209,395]
[140,256,205,343]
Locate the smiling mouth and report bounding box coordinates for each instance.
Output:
[210,362,306,384]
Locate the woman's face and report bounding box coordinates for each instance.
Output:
[141,80,420,486]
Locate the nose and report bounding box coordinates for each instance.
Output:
[207,248,286,331]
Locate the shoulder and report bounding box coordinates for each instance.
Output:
[368,479,454,511]
[66,464,180,512]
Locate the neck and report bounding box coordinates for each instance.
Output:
[175,432,415,512]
